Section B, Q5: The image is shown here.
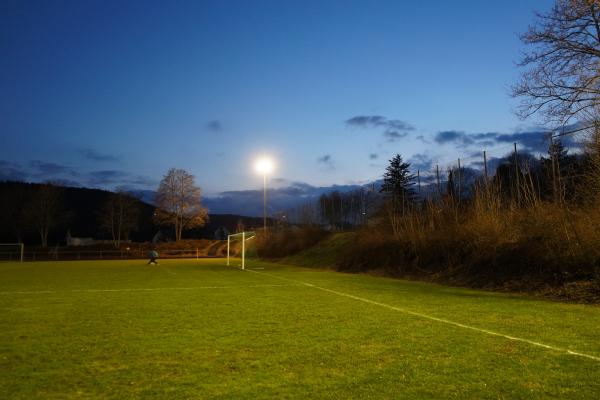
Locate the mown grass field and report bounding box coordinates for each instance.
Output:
[1,258,599,399]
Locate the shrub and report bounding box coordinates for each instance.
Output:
[255,227,329,259]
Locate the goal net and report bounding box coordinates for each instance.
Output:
[0,243,24,262]
[227,232,257,269]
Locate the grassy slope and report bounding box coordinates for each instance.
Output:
[282,232,354,268]
[1,259,599,399]
[281,233,600,302]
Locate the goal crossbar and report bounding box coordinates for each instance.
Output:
[226,232,256,269]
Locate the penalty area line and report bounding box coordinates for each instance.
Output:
[244,268,600,363]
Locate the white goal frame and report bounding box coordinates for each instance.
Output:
[0,243,24,262]
[226,232,256,269]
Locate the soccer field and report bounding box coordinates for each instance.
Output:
[1,259,599,399]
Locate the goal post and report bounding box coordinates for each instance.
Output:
[0,243,24,262]
[227,232,256,269]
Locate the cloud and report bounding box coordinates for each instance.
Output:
[80,148,119,162]
[383,129,408,141]
[419,175,438,184]
[434,131,501,147]
[87,170,128,185]
[346,115,387,127]
[206,181,367,216]
[369,153,379,160]
[416,135,431,144]
[433,129,566,153]
[29,160,79,178]
[434,130,472,145]
[345,115,414,142]
[385,119,414,131]
[494,131,550,152]
[86,170,157,187]
[1,158,157,190]
[317,154,335,170]
[206,120,222,132]
[0,160,28,181]
[49,178,81,187]
[408,153,435,172]
[123,175,158,187]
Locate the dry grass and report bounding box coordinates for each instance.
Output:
[340,181,600,292]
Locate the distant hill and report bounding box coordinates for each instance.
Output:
[0,181,268,245]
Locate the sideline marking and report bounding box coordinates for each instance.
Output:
[0,283,303,295]
[244,268,600,362]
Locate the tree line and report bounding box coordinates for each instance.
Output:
[261,2,600,295]
[0,168,209,247]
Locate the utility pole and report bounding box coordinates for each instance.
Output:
[483,150,488,184]
[457,158,462,203]
[436,164,441,197]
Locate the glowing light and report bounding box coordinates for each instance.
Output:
[254,157,274,175]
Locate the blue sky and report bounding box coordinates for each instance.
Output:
[1,0,556,206]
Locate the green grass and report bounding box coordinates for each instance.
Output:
[1,259,600,399]
[282,232,354,267]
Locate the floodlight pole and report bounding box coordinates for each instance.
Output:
[227,236,230,266]
[242,231,246,269]
[263,174,267,234]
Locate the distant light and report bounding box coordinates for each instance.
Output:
[255,157,274,175]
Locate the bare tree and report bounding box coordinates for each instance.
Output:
[154,168,208,241]
[26,183,64,247]
[99,188,140,248]
[513,0,600,124]
[297,202,318,226]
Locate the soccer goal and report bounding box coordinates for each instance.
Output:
[0,243,24,262]
[227,232,256,269]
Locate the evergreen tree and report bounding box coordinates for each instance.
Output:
[380,154,415,202]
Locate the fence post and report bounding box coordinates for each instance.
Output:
[196,248,199,260]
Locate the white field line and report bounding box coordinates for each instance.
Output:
[160,266,178,275]
[244,268,600,362]
[0,283,303,295]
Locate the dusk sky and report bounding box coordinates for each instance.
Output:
[1,0,557,210]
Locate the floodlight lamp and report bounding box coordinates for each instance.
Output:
[255,158,274,175]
